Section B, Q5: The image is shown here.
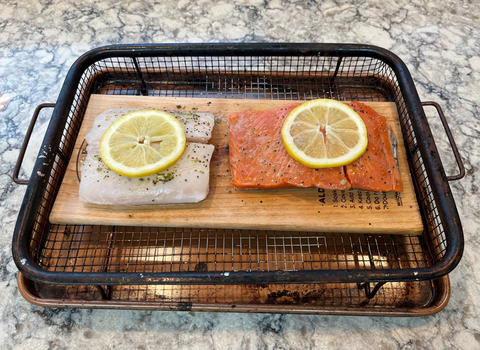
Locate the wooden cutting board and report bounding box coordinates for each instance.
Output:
[50,95,423,235]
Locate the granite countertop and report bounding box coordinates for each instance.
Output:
[1,0,479,349]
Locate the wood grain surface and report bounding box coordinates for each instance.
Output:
[50,95,423,235]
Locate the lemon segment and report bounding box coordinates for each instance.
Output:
[100,109,187,177]
[281,99,368,168]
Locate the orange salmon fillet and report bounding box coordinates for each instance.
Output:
[345,102,403,192]
[229,104,351,190]
[229,101,402,192]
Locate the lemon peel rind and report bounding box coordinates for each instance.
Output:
[281,99,368,168]
[100,109,187,177]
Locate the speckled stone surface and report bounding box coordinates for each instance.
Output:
[1,0,480,349]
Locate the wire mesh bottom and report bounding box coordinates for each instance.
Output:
[36,226,434,274]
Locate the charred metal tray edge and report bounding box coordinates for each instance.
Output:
[17,272,450,316]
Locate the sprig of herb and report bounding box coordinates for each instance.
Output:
[152,172,174,185]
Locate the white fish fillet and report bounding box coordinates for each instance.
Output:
[79,142,215,205]
[79,108,216,206]
[84,107,215,155]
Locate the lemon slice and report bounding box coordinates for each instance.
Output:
[281,99,368,168]
[100,109,186,177]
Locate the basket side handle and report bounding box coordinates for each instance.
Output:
[13,103,56,185]
[422,101,465,181]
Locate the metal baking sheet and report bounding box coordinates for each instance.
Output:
[17,272,450,316]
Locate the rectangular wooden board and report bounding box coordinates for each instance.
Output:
[50,95,423,235]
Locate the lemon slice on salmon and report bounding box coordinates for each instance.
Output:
[281,99,368,168]
[100,109,186,177]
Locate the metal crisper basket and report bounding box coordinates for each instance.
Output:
[12,44,464,296]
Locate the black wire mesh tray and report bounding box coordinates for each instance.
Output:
[12,43,464,287]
